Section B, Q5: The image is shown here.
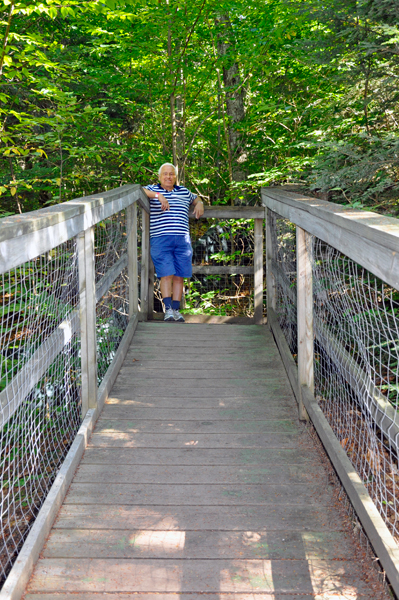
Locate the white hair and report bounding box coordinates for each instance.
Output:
[158,163,177,177]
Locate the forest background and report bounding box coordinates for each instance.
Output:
[1,0,399,216]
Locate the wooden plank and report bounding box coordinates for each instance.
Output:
[148,256,155,319]
[262,188,399,290]
[0,186,149,244]
[64,481,332,506]
[82,226,97,410]
[73,463,324,485]
[191,265,254,275]
[123,359,283,370]
[116,369,286,381]
[266,208,277,312]
[190,205,265,219]
[127,203,138,317]
[43,528,351,560]
[139,208,150,320]
[254,218,264,324]
[296,226,313,421]
[0,186,147,275]
[111,378,282,390]
[150,314,266,324]
[80,446,313,466]
[87,432,300,449]
[100,405,296,420]
[94,418,299,434]
[108,386,294,401]
[262,187,399,254]
[54,502,343,532]
[27,557,369,594]
[24,594,351,600]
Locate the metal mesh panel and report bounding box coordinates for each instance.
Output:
[0,240,82,585]
[312,238,399,542]
[186,218,256,317]
[94,212,129,384]
[270,210,297,357]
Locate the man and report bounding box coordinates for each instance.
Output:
[144,163,204,322]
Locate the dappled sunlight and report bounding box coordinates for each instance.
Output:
[307,559,360,598]
[219,560,274,592]
[129,530,185,554]
[106,398,155,407]
[78,561,183,592]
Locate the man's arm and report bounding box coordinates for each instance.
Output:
[192,196,204,219]
[143,187,169,211]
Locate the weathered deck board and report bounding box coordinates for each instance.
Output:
[26,323,375,599]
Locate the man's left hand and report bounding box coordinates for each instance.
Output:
[193,200,204,219]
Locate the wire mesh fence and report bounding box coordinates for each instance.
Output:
[0,240,82,585]
[94,212,129,384]
[313,238,399,541]
[270,210,399,544]
[0,189,144,589]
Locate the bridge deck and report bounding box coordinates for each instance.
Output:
[26,323,376,599]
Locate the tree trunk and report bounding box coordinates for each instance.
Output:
[216,13,246,185]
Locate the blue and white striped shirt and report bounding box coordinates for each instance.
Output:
[145,184,197,238]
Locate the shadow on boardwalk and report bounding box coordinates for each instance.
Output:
[26,323,388,599]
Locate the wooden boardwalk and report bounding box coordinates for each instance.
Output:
[26,323,376,599]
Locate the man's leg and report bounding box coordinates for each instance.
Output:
[160,275,174,320]
[172,276,184,302]
[160,275,173,303]
[171,276,185,322]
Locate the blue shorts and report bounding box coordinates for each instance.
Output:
[150,234,193,279]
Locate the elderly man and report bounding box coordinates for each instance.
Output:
[144,163,204,322]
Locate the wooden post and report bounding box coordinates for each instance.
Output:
[296,225,313,421]
[265,208,277,314]
[254,218,264,324]
[148,257,155,320]
[140,208,150,320]
[127,203,138,318]
[77,226,98,415]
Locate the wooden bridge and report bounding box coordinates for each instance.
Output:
[25,322,371,598]
[1,186,399,599]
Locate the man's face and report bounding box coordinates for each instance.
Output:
[159,166,176,190]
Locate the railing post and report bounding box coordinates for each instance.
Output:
[296,226,313,421]
[77,226,98,415]
[148,257,155,319]
[266,208,277,314]
[140,208,150,320]
[127,202,138,318]
[254,218,264,324]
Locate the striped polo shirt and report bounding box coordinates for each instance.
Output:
[145,184,197,238]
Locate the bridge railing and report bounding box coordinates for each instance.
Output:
[262,187,399,594]
[0,184,149,586]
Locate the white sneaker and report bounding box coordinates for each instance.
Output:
[173,309,185,322]
[164,307,175,321]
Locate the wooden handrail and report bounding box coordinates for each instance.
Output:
[0,185,149,275]
[261,188,399,290]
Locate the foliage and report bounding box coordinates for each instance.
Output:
[0,0,398,213]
